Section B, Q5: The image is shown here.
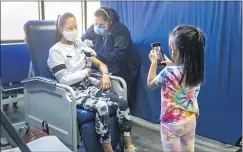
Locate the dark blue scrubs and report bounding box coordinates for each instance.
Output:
[82,22,141,92]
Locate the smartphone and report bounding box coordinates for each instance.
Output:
[151,42,166,66]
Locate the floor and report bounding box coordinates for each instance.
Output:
[1,101,241,152]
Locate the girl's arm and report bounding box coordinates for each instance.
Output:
[147,50,172,89]
[147,62,159,89]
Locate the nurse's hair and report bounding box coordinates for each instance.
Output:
[94,6,120,23]
[169,25,205,86]
[55,12,76,43]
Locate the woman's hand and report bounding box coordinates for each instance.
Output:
[149,50,158,64]
[101,74,111,91]
[161,55,174,66]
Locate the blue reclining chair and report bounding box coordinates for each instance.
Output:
[22,20,127,152]
[1,43,30,107]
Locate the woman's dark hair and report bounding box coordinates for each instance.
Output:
[94,6,120,23]
[55,12,76,43]
[170,25,205,86]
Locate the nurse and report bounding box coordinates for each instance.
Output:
[82,6,141,106]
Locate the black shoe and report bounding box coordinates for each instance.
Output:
[13,102,18,108]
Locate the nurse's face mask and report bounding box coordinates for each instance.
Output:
[94,25,106,35]
[60,17,78,42]
[94,14,109,35]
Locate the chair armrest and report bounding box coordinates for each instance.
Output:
[21,76,76,99]
[21,76,57,85]
[91,73,128,99]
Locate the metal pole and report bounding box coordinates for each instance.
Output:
[0,108,31,152]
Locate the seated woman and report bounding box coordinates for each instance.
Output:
[47,12,137,152]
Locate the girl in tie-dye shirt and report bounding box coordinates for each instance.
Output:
[147,25,205,152]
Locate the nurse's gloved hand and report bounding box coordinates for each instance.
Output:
[91,51,97,57]
[83,39,93,48]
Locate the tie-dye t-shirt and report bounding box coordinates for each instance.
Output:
[154,66,200,123]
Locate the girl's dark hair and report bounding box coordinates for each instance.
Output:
[55,12,76,43]
[170,25,205,86]
[94,6,120,23]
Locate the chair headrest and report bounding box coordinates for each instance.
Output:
[24,20,56,79]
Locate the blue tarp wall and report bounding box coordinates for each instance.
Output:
[102,1,242,145]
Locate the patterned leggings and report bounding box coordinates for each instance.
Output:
[71,78,131,144]
[160,118,196,152]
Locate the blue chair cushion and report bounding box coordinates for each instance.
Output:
[77,107,116,123]
[1,44,30,84]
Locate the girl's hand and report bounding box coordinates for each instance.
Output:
[161,54,174,66]
[149,50,158,64]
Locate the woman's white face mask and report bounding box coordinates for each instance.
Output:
[60,27,78,42]
[62,30,78,42]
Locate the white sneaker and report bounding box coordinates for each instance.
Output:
[124,145,138,152]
